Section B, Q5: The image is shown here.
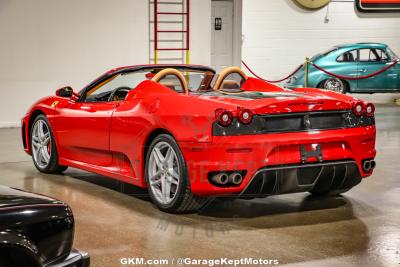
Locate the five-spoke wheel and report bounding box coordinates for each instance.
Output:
[30,115,67,173]
[148,141,180,205]
[31,119,51,169]
[145,134,208,213]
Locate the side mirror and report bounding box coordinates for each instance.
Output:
[56,86,74,98]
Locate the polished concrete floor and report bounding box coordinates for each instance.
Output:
[0,104,399,267]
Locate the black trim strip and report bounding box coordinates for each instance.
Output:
[356,0,400,12]
[212,110,375,136]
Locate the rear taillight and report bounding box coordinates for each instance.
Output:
[237,108,253,125]
[215,109,233,127]
[365,103,375,117]
[353,101,365,117]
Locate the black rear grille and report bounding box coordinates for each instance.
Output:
[240,161,362,198]
[263,111,347,133]
[213,110,375,136]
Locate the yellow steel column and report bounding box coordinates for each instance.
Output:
[186,50,190,65]
[154,50,159,64]
[304,57,309,88]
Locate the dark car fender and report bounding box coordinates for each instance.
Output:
[0,231,41,266]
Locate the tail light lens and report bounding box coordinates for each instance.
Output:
[215,109,233,127]
[237,108,253,125]
[353,101,365,117]
[365,103,375,117]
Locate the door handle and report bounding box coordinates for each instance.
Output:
[358,69,367,73]
[113,102,120,108]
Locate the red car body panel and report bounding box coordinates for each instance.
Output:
[22,65,376,196]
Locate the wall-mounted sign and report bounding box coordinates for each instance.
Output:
[215,18,222,31]
[294,0,331,9]
[356,0,400,12]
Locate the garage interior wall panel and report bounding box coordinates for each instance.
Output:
[242,0,400,81]
[149,0,211,65]
[0,0,211,127]
[0,0,148,127]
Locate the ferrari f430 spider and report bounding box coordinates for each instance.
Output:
[22,65,376,213]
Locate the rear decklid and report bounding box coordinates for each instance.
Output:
[195,90,352,114]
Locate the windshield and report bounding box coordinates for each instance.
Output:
[387,48,399,60]
[83,67,215,102]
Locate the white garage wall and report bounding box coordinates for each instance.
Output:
[148,0,211,65]
[242,0,400,81]
[0,0,148,127]
[189,0,212,65]
[0,0,211,127]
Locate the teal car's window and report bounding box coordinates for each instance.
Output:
[359,49,388,62]
[387,48,399,60]
[376,49,389,61]
[337,50,358,62]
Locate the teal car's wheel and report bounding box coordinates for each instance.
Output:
[320,78,347,94]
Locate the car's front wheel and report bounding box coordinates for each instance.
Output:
[30,115,68,174]
[145,134,208,213]
[320,78,347,94]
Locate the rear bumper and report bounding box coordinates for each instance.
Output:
[179,126,376,196]
[47,249,90,267]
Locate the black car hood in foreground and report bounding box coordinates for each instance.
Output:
[0,185,81,266]
[0,185,62,208]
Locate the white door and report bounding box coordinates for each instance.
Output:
[211,1,233,73]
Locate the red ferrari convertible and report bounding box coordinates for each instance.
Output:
[22,65,376,213]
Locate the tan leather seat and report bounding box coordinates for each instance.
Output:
[151,68,189,94]
[221,80,240,90]
[213,66,248,90]
[160,82,176,91]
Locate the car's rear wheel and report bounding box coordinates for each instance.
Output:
[320,78,347,94]
[145,134,208,213]
[30,115,68,174]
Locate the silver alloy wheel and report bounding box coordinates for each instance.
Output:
[323,78,344,93]
[148,141,180,205]
[31,120,51,169]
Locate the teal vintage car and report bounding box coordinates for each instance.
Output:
[285,43,400,93]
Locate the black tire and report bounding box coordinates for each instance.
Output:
[319,78,348,94]
[30,115,68,174]
[145,134,208,213]
[309,188,351,197]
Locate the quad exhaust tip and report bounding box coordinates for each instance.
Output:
[211,172,244,186]
[211,173,229,185]
[371,160,376,170]
[228,173,243,185]
[362,159,376,173]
